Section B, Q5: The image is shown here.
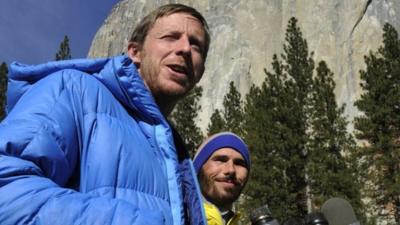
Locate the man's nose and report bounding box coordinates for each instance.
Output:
[176,36,191,57]
[223,161,236,175]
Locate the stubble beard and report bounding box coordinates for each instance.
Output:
[199,172,242,208]
[140,53,190,102]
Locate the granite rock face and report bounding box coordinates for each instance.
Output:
[88,0,400,131]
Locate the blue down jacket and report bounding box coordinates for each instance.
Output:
[0,55,206,225]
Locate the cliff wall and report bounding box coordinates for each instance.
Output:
[88,0,400,131]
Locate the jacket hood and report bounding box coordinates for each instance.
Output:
[7,55,164,123]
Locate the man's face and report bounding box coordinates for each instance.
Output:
[199,148,249,208]
[128,12,206,100]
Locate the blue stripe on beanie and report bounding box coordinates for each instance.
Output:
[193,132,250,174]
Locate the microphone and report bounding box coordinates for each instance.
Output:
[321,197,361,225]
[249,204,280,225]
[304,212,329,225]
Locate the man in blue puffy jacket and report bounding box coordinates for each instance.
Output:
[0,3,209,225]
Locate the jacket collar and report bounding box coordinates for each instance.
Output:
[8,55,166,124]
[95,55,166,124]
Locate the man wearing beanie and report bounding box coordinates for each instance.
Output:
[193,132,251,225]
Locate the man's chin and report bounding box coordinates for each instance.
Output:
[218,190,240,202]
[214,195,240,207]
[161,85,191,98]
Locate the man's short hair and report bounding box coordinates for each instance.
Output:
[129,3,210,60]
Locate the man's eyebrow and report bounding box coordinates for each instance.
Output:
[189,36,203,45]
[234,158,246,164]
[211,154,229,160]
[152,29,175,36]
[152,24,179,35]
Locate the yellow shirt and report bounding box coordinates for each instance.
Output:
[203,202,240,225]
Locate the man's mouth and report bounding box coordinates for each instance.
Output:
[168,64,188,75]
[217,177,236,185]
[224,180,235,184]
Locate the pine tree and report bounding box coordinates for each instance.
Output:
[207,109,225,136]
[55,35,72,61]
[222,81,244,136]
[0,62,7,120]
[206,81,244,136]
[242,75,295,220]
[307,61,363,216]
[242,17,363,221]
[273,17,314,218]
[170,86,204,157]
[243,40,312,219]
[354,23,400,224]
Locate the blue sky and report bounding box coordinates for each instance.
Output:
[0,0,120,65]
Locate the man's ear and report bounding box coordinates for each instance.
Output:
[127,42,142,67]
